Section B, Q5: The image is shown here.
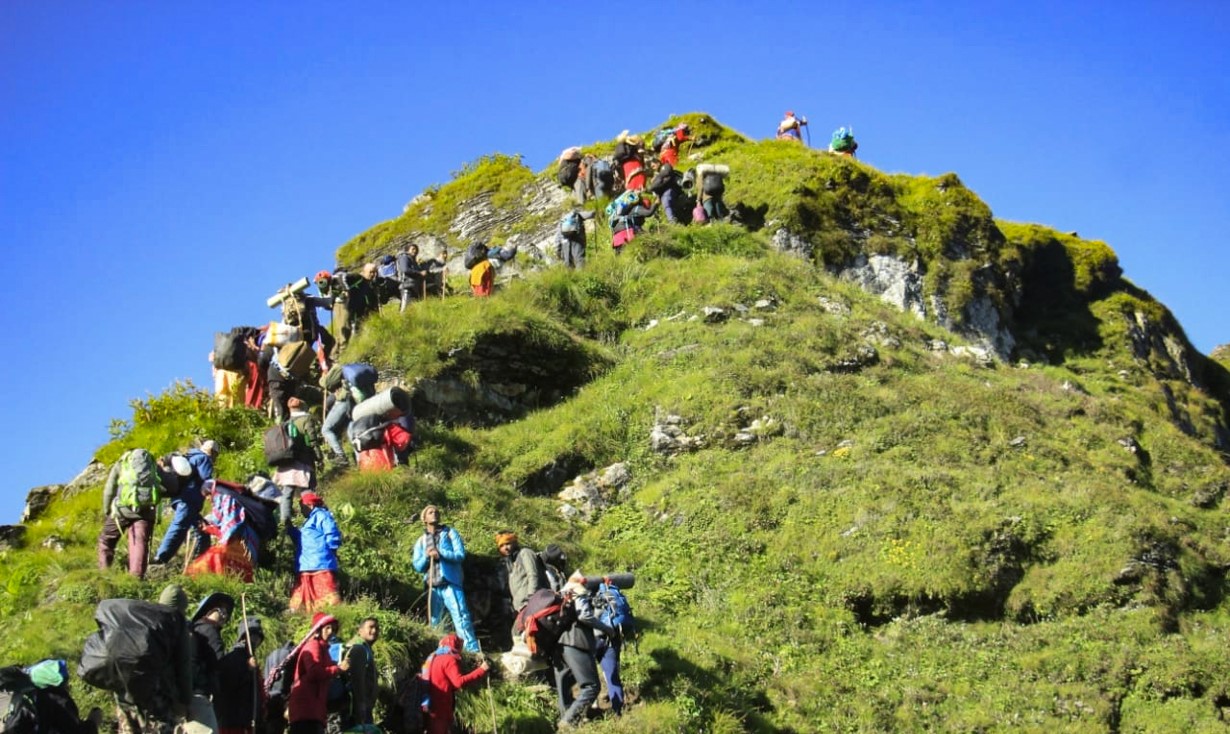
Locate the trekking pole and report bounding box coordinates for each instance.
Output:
[427,556,434,631]
[477,642,499,734]
[241,592,257,732]
[804,119,811,148]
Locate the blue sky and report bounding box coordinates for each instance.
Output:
[1,2,1226,522]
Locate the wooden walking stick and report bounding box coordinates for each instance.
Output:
[427,555,435,631]
[240,592,257,732]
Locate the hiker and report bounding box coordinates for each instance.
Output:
[271,396,323,524]
[277,281,336,368]
[185,591,234,733]
[558,146,587,204]
[556,209,596,269]
[422,633,489,734]
[15,659,104,734]
[314,269,364,358]
[412,505,481,653]
[613,131,647,191]
[288,613,351,734]
[397,243,446,312]
[776,111,808,143]
[695,163,731,222]
[151,440,218,566]
[321,363,378,466]
[468,257,494,297]
[649,162,685,224]
[540,544,568,593]
[496,531,548,618]
[829,126,859,157]
[656,123,691,168]
[607,190,657,254]
[592,579,632,718]
[340,617,381,729]
[187,479,263,581]
[585,155,616,199]
[288,492,342,613]
[215,616,263,734]
[211,327,259,409]
[98,450,190,579]
[554,573,614,729]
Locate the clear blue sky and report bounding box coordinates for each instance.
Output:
[2,2,1226,523]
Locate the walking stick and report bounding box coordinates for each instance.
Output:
[427,556,435,631]
[241,592,257,732]
[477,641,499,734]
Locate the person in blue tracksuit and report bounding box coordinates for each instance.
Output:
[411,505,480,653]
[152,440,218,565]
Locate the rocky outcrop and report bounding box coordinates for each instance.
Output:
[557,463,632,522]
[21,484,62,524]
[0,525,25,551]
[651,412,705,455]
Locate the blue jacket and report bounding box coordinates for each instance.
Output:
[289,507,342,572]
[173,449,214,511]
[411,525,466,588]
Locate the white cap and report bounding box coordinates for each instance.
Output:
[170,455,192,477]
[200,439,219,457]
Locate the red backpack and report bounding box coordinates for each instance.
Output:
[515,589,577,657]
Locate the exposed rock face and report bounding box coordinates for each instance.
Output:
[770,228,814,260]
[0,525,25,551]
[651,412,705,455]
[557,463,632,522]
[1125,309,1199,385]
[21,485,62,524]
[839,254,927,319]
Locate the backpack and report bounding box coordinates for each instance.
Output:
[117,449,162,512]
[277,340,315,379]
[560,211,583,237]
[377,256,398,279]
[596,582,635,639]
[263,641,299,707]
[263,420,310,465]
[212,329,247,372]
[395,655,434,734]
[0,667,38,734]
[605,190,640,227]
[326,641,353,714]
[591,158,613,184]
[702,173,725,196]
[831,127,855,152]
[463,242,487,270]
[341,363,378,401]
[349,413,390,452]
[651,127,674,152]
[557,158,580,188]
[515,588,577,658]
[78,600,181,708]
[217,480,278,541]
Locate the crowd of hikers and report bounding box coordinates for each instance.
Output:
[5,112,856,733]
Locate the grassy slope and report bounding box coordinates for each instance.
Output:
[3,120,1230,732]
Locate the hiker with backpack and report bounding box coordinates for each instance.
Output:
[606,189,657,253]
[212,326,259,409]
[422,633,489,734]
[151,439,219,567]
[185,591,235,733]
[654,123,691,168]
[553,573,615,728]
[325,616,380,731]
[540,544,568,592]
[649,162,685,224]
[81,584,194,734]
[288,492,343,613]
[558,146,587,204]
[269,396,323,525]
[496,531,549,622]
[592,579,634,718]
[695,163,732,222]
[97,449,191,579]
[412,505,481,653]
[187,479,270,581]
[776,111,808,143]
[287,613,352,734]
[1,659,103,734]
[613,131,647,191]
[585,155,616,199]
[556,209,596,269]
[320,362,378,467]
[828,126,859,157]
[215,616,263,734]
[396,243,446,312]
[276,281,336,370]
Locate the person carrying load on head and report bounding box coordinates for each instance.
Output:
[655,123,691,167]
[695,163,732,222]
[829,126,859,157]
[99,450,192,579]
[411,505,481,653]
[557,146,588,204]
[776,110,808,143]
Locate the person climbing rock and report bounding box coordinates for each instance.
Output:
[422,633,489,734]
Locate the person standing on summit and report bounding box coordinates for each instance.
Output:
[776,111,808,143]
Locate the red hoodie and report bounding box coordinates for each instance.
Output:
[426,634,487,730]
[287,635,341,723]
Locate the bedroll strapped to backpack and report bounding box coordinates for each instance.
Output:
[78,599,181,708]
[515,588,577,657]
[463,242,487,270]
[0,666,39,734]
[117,449,163,512]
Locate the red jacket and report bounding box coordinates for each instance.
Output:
[287,636,341,723]
[426,634,487,724]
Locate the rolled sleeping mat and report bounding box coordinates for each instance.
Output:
[351,386,411,423]
[582,572,635,593]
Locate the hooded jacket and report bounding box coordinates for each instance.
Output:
[425,634,486,725]
[289,506,342,572]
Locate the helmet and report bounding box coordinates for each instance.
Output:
[314,269,331,282]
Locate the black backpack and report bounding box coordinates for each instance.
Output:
[263,642,298,702]
[557,158,580,188]
[0,666,39,734]
[212,329,248,371]
[78,599,181,708]
[463,243,487,270]
[262,423,297,465]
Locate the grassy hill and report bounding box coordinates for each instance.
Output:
[4,116,1230,733]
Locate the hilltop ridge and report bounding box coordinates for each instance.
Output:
[4,114,1230,732]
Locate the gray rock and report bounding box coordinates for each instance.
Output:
[753,298,777,311]
[770,229,814,260]
[557,462,632,522]
[0,525,26,551]
[817,296,851,316]
[702,307,728,323]
[838,254,926,320]
[746,318,766,327]
[1009,436,1028,448]
[22,484,62,524]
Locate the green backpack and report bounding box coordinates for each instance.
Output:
[117,449,162,512]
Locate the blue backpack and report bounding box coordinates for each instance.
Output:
[651,127,674,152]
[596,582,635,639]
[831,127,855,151]
[560,211,583,237]
[341,363,378,401]
[377,256,398,279]
[605,190,640,227]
